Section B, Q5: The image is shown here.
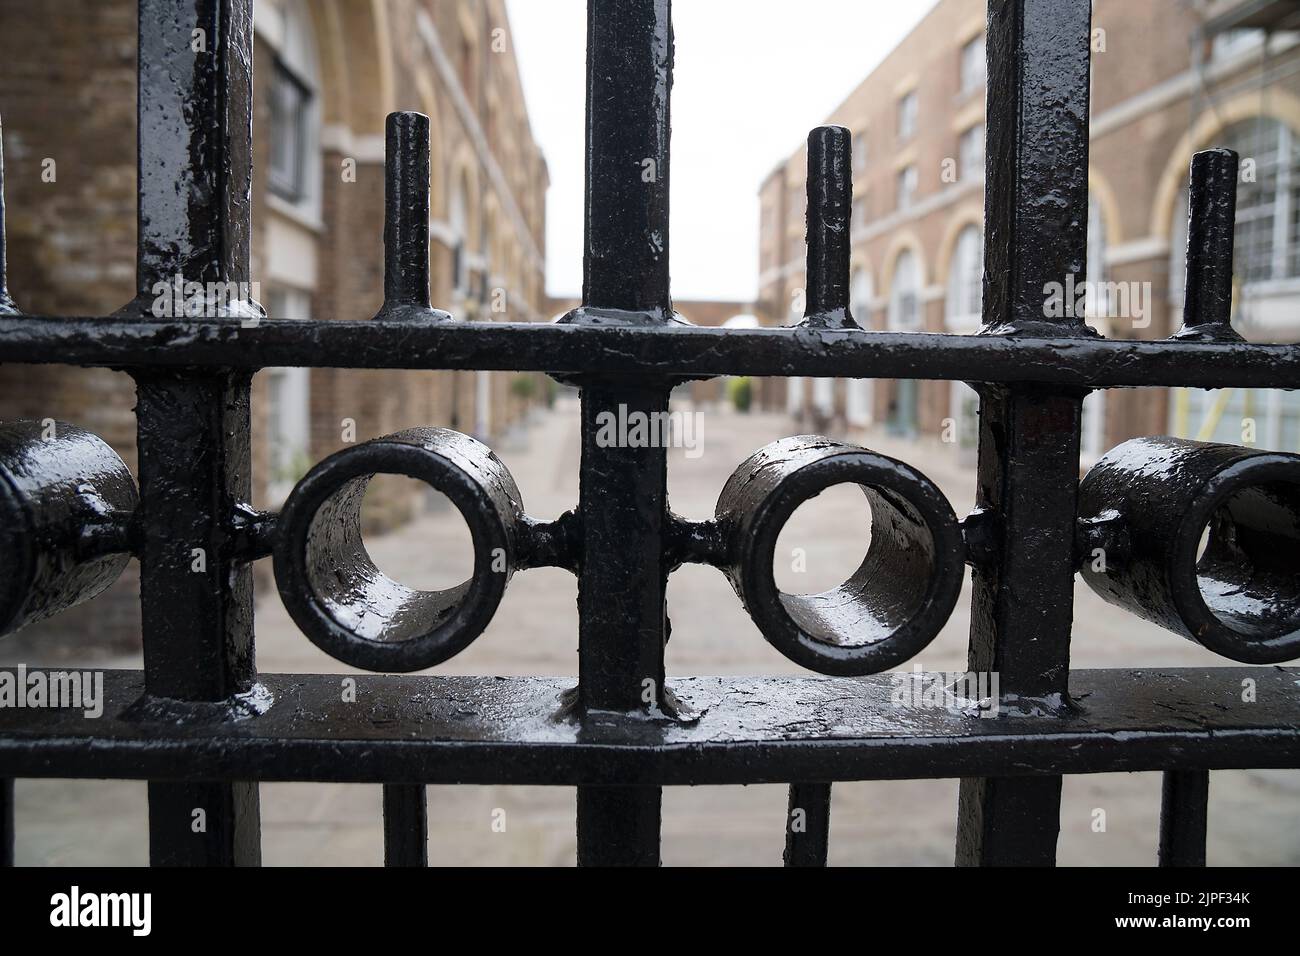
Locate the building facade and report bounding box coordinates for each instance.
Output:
[757,0,1300,466]
[0,0,549,649]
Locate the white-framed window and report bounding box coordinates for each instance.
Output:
[266,0,320,210]
[959,124,985,181]
[897,90,918,142]
[897,164,918,212]
[946,224,983,329]
[269,62,310,200]
[264,286,312,505]
[960,35,986,94]
[888,250,921,331]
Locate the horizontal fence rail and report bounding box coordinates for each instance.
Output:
[0,0,1296,867]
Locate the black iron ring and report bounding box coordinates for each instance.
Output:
[715,435,964,676]
[273,427,523,672]
[1080,436,1300,664]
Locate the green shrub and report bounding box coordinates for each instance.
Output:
[728,376,753,413]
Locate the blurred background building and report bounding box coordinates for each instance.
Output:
[756,0,1300,467]
[0,0,550,650]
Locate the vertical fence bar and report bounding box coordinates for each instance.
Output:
[569,0,673,867]
[1175,149,1241,341]
[383,784,429,867]
[802,125,856,329]
[1158,770,1209,866]
[783,782,831,867]
[956,0,1094,867]
[785,125,853,844]
[378,111,447,321]
[578,0,672,320]
[131,0,261,866]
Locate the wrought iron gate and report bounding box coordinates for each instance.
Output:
[0,0,1298,867]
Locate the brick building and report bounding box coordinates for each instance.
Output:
[757,0,1300,465]
[0,0,549,649]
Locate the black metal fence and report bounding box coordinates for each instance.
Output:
[0,0,1298,867]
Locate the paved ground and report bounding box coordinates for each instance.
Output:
[8,396,1300,865]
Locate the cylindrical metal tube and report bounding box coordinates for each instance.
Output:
[1079,436,1300,663]
[1174,149,1242,342]
[0,420,137,636]
[803,125,856,329]
[273,427,523,671]
[378,111,450,322]
[715,435,963,675]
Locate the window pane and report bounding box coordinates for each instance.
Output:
[269,61,309,200]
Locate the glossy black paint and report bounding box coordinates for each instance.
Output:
[803,126,857,329]
[1175,149,1242,342]
[129,0,262,867]
[2,668,1297,784]
[9,316,1300,387]
[127,0,260,322]
[0,0,1296,869]
[273,427,523,673]
[0,421,136,636]
[567,0,676,866]
[383,784,428,867]
[716,436,963,675]
[1159,770,1209,867]
[1079,437,1300,663]
[957,0,1095,867]
[378,112,451,323]
[784,782,831,867]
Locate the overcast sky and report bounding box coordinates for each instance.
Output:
[505,0,937,304]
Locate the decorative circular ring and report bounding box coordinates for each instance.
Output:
[0,420,137,636]
[1080,436,1300,664]
[273,427,523,672]
[715,435,964,676]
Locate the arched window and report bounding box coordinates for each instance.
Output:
[945,225,982,330]
[268,0,321,215]
[888,250,920,331]
[1222,117,1300,284]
